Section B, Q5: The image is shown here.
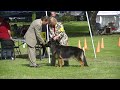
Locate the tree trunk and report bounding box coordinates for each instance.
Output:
[87,11,98,35]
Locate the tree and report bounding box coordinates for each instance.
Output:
[87,11,98,35]
[32,11,36,21]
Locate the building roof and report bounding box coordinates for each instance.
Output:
[0,11,51,18]
[97,11,120,15]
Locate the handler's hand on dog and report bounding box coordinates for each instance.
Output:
[53,36,59,40]
[39,43,45,48]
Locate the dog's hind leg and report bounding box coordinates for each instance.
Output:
[58,55,64,68]
[80,61,84,67]
[76,56,84,67]
[81,52,88,66]
[58,59,63,67]
[82,55,88,66]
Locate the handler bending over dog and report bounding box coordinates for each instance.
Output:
[49,17,69,66]
[24,16,49,67]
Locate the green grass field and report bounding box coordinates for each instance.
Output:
[0,21,120,79]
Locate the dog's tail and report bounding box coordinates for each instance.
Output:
[81,50,88,66]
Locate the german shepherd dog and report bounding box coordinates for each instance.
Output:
[45,39,88,67]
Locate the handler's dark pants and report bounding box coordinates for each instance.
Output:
[51,48,69,66]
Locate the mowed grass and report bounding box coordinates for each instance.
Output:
[63,21,89,37]
[0,21,120,79]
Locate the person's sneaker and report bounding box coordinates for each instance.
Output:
[11,57,14,60]
[30,64,40,68]
[45,55,49,58]
[41,55,45,59]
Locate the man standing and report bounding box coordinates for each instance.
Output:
[24,16,49,67]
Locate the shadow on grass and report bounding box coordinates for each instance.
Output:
[16,54,42,59]
[21,63,89,68]
[21,64,30,67]
[21,63,52,68]
[67,32,90,37]
[41,62,82,67]
[69,65,80,67]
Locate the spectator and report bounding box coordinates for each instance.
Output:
[24,16,49,67]
[50,11,60,22]
[49,17,69,66]
[0,17,12,40]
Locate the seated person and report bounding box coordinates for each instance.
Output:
[0,17,14,59]
[0,17,12,40]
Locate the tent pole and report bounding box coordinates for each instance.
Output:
[45,11,51,63]
[86,11,97,58]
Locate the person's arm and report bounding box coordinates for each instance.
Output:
[49,27,55,38]
[8,30,12,39]
[5,22,12,39]
[34,25,45,45]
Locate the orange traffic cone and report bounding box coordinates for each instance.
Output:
[78,40,81,48]
[118,37,120,47]
[96,41,100,53]
[84,37,88,50]
[101,38,104,49]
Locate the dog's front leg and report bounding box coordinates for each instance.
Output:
[62,60,64,66]
[58,59,63,68]
[80,61,84,67]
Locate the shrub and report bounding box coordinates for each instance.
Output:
[59,13,76,22]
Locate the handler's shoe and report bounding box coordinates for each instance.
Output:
[30,64,40,68]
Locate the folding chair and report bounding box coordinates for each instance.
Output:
[14,40,21,55]
[1,39,15,60]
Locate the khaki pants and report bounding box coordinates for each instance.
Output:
[27,45,37,66]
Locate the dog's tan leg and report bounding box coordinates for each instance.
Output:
[55,63,59,67]
[59,55,64,67]
[62,60,64,66]
[80,61,84,67]
[58,59,63,67]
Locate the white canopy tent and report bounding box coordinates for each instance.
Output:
[97,11,120,15]
[96,11,120,33]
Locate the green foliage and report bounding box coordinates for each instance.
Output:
[32,11,36,21]
[60,13,76,22]
[63,21,89,37]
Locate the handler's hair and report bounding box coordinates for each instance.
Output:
[49,17,57,24]
[41,16,50,22]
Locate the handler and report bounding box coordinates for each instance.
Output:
[49,17,69,66]
[24,16,49,67]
